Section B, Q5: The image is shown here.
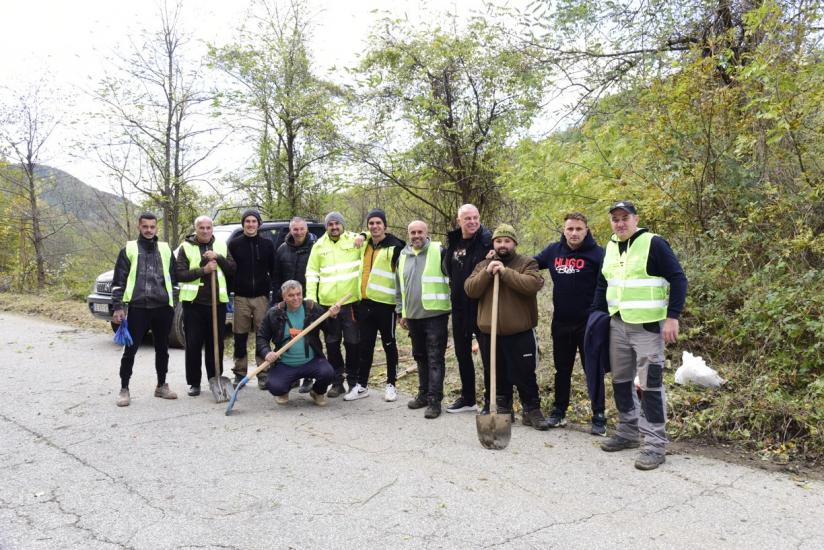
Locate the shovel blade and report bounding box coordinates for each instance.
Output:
[225,376,250,415]
[476,413,512,450]
[208,376,232,403]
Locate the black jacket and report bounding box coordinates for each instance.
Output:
[272,233,317,302]
[111,235,176,311]
[443,225,493,331]
[256,299,329,360]
[175,234,237,306]
[534,231,605,324]
[591,228,688,319]
[227,232,276,298]
[365,233,406,269]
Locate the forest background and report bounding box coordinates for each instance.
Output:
[0,0,821,463]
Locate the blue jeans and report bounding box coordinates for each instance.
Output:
[265,356,335,396]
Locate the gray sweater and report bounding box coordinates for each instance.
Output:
[395,239,449,320]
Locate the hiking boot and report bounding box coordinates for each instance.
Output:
[298,378,314,394]
[275,393,289,405]
[326,383,346,398]
[344,383,369,401]
[446,396,477,413]
[116,388,130,407]
[522,408,550,431]
[547,409,567,428]
[407,393,427,409]
[635,450,666,470]
[600,435,641,452]
[309,390,327,407]
[258,375,268,390]
[384,383,397,402]
[154,384,177,400]
[424,402,442,419]
[591,413,607,436]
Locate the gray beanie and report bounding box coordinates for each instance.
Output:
[325,211,345,226]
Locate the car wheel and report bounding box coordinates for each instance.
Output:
[169,301,186,349]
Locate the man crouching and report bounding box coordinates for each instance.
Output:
[256,280,340,406]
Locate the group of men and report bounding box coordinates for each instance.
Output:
[111,199,686,471]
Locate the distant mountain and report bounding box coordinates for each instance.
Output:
[31,165,136,224]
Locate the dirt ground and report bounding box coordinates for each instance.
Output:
[2,289,821,482]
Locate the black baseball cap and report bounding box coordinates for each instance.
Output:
[608,201,637,215]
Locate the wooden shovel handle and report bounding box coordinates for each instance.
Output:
[211,270,221,376]
[245,293,353,381]
[490,272,499,414]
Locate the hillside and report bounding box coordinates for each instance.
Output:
[32,165,134,224]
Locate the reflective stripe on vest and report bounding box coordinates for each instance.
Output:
[305,232,361,305]
[364,246,397,304]
[397,242,451,317]
[179,240,229,303]
[602,232,668,323]
[123,240,174,307]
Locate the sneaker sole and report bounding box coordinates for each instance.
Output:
[384,395,397,402]
[635,456,666,470]
[343,392,369,401]
[601,440,641,452]
[446,405,477,413]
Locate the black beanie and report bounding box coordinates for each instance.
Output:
[241,209,262,225]
[366,208,387,227]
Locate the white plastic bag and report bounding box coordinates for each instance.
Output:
[674,351,724,387]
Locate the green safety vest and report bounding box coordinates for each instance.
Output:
[363,243,398,305]
[305,232,361,306]
[122,240,174,307]
[397,242,451,317]
[179,240,229,303]
[602,231,669,323]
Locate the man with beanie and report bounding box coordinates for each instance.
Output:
[592,201,687,470]
[443,204,492,413]
[227,209,277,389]
[396,221,451,419]
[305,211,363,397]
[176,215,237,396]
[110,212,178,406]
[465,224,550,430]
[345,208,405,402]
[534,213,607,434]
[273,216,318,393]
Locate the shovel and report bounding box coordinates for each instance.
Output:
[208,270,232,403]
[225,293,351,415]
[476,272,511,450]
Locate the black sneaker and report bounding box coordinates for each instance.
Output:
[326,383,346,398]
[600,435,641,452]
[635,450,666,470]
[591,413,607,436]
[187,385,201,397]
[424,402,442,419]
[407,393,427,409]
[298,378,314,394]
[446,396,478,413]
[522,408,550,431]
[547,409,567,428]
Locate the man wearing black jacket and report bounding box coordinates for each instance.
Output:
[228,209,277,389]
[345,209,405,402]
[592,201,687,471]
[534,213,606,434]
[272,216,317,392]
[443,204,493,413]
[111,212,178,407]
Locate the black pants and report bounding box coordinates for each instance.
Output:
[408,314,449,404]
[552,319,604,415]
[183,302,226,386]
[119,306,174,388]
[356,300,398,387]
[323,303,359,386]
[478,329,541,411]
[265,357,335,396]
[452,312,485,402]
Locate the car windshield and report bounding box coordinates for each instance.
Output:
[213,228,236,243]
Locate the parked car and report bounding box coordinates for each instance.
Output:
[87,219,325,347]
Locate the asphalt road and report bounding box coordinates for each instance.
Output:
[1,312,822,550]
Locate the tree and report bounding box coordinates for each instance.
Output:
[352,15,549,230]
[95,1,220,245]
[0,85,63,289]
[210,0,342,218]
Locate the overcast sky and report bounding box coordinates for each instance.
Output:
[0,0,530,192]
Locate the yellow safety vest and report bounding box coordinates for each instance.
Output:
[178,240,229,303]
[363,242,398,305]
[397,242,451,317]
[122,240,173,307]
[602,232,668,323]
[305,232,361,306]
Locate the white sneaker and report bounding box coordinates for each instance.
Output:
[343,384,369,401]
[384,384,397,402]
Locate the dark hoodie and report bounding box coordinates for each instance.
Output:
[534,231,605,324]
[272,232,317,303]
[175,234,237,306]
[443,225,493,331]
[227,232,276,298]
